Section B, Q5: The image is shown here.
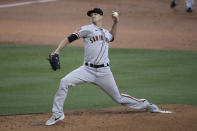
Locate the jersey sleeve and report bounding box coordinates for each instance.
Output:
[74,26,91,38]
[108,31,114,42]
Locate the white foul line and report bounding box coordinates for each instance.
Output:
[0,0,56,8]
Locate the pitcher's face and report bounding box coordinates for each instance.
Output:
[91,13,103,23]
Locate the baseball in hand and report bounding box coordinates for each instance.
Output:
[112,11,119,23]
[112,11,119,17]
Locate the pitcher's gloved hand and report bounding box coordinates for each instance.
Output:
[48,53,60,71]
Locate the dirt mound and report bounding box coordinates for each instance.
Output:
[0,0,197,50]
[0,104,197,131]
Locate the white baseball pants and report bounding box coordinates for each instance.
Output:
[185,0,194,8]
[174,0,194,8]
[52,65,149,115]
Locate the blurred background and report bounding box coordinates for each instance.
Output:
[0,0,196,50]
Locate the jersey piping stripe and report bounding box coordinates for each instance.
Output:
[95,29,107,64]
[94,29,105,64]
[96,30,106,64]
[74,33,80,38]
[121,94,146,103]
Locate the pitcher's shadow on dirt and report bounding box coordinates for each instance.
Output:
[28,110,147,128]
[69,109,147,116]
[29,121,71,127]
[29,109,147,127]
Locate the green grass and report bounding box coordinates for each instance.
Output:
[0,43,197,116]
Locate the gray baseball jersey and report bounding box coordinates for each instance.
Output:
[74,24,113,65]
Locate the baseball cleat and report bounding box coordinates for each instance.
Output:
[186,8,193,13]
[157,110,172,114]
[170,1,176,8]
[146,103,160,113]
[45,113,65,126]
[146,103,172,113]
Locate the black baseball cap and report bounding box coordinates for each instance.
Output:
[87,8,103,17]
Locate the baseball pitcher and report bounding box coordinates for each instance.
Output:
[46,8,170,126]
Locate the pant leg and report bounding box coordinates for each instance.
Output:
[95,67,149,110]
[52,66,95,115]
[185,0,194,8]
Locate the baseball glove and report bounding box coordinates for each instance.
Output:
[48,53,60,71]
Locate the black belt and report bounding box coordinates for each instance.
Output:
[85,62,109,68]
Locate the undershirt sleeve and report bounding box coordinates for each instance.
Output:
[67,34,79,43]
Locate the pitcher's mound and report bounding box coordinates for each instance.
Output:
[0,104,197,131]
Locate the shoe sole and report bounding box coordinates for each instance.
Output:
[45,115,65,126]
[157,110,172,113]
[148,109,172,113]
